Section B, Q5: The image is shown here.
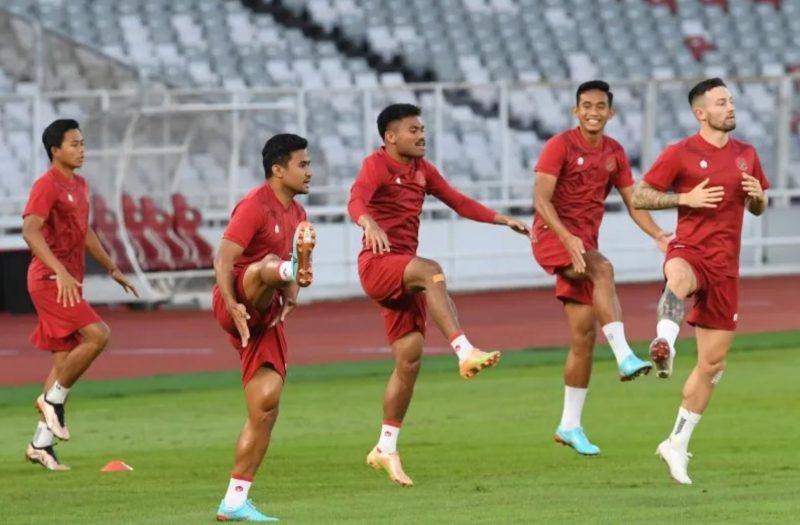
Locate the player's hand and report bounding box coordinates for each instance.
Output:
[680,178,724,208]
[226,301,251,348]
[270,287,298,328]
[741,172,764,199]
[498,215,530,237]
[561,234,587,273]
[110,268,139,298]
[655,231,674,253]
[55,269,82,307]
[361,216,391,254]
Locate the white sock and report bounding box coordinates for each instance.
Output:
[559,386,587,430]
[657,319,680,354]
[223,476,252,509]
[668,406,701,452]
[45,382,70,404]
[278,261,294,282]
[377,422,401,454]
[450,333,474,362]
[32,420,54,448]
[601,322,634,365]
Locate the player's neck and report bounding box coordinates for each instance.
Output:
[384,147,414,165]
[51,161,75,179]
[698,127,729,149]
[268,178,294,208]
[577,127,603,146]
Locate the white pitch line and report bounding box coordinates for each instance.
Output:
[109,348,215,356]
[348,346,451,355]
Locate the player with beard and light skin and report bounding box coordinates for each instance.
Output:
[348,103,530,486]
[632,78,769,484]
[532,80,670,456]
[212,134,316,521]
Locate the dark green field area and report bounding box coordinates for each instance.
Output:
[2,332,799,524]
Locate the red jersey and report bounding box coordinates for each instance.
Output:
[348,148,496,255]
[643,134,769,277]
[223,184,307,269]
[533,128,634,243]
[23,167,90,287]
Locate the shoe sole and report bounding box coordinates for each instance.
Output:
[36,395,70,441]
[619,363,652,382]
[295,222,316,288]
[459,351,501,379]
[366,454,413,487]
[650,338,672,379]
[554,434,600,456]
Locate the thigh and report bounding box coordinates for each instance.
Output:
[554,272,593,305]
[359,253,416,303]
[241,257,280,312]
[563,301,596,341]
[688,276,739,331]
[239,324,288,386]
[532,227,572,274]
[664,253,701,296]
[244,366,284,416]
[694,326,735,364]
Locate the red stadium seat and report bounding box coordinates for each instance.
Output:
[122,193,175,271]
[139,196,197,269]
[701,0,728,10]
[754,0,780,8]
[171,193,215,268]
[645,0,677,14]
[90,194,133,273]
[684,35,715,61]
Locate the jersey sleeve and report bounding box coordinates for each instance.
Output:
[534,134,567,176]
[613,148,635,189]
[22,177,58,220]
[222,198,263,249]
[751,149,770,191]
[425,164,496,223]
[347,157,383,223]
[643,144,681,191]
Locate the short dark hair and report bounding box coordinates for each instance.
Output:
[377,103,421,139]
[688,77,727,106]
[576,80,613,107]
[42,119,80,161]
[261,133,308,179]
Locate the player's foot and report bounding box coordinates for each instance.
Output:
[292,221,316,288]
[649,338,674,379]
[216,499,278,522]
[25,442,69,471]
[656,439,692,485]
[366,446,413,487]
[554,426,600,456]
[618,354,652,382]
[458,349,500,379]
[36,394,70,441]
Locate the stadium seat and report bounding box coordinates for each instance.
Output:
[121,193,175,272]
[139,196,197,270]
[90,194,134,273]
[171,193,215,269]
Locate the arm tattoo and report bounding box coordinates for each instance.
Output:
[657,287,685,324]
[632,182,680,210]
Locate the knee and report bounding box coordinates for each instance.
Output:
[396,356,422,379]
[570,329,596,357]
[421,260,444,282]
[588,257,614,282]
[665,268,694,298]
[86,323,111,351]
[698,357,726,379]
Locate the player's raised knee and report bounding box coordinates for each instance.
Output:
[84,322,111,351]
[587,256,614,282]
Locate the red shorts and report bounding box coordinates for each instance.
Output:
[531,227,595,305]
[28,281,102,352]
[212,267,287,385]
[666,247,739,331]
[358,252,427,344]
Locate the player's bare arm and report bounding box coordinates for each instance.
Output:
[618,185,672,252]
[534,171,586,272]
[742,172,767,216]
[214,238,251,347]
[632,179,724,210]
[85,228,138,297]
[22,213,82,308]
[493,213,530,236]
[357,214,391,254]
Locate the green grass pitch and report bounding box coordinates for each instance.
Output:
[2,331,799,524]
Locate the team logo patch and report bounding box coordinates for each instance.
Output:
[395,177,402,184]
[736,157,748,171]
[700,160,708,169]
[605,157,617,172]
[67,193,74,202]
[577,157,585,166]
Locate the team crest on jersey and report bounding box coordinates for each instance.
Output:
[700,160,708,169]
[577,157,585,166]
[67,193,74,202]
[605,157,617,172]
[736,157,748,171]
